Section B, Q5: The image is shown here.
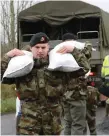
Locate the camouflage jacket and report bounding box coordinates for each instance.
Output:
[1,47,90,102]
[87,86,99,104]
[81,41,92,61]
[63,41,92,101]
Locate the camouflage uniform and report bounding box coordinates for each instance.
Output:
[84,86,99,135]
[106,98,109,117]
[82,41,99,135]
[81,41,92,61]
[82,42,99,135]
[1,47,90,135]
[63,41,92,135]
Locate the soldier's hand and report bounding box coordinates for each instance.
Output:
[56,45,75,54]
[6,48,25,57]
[85,70,91,78]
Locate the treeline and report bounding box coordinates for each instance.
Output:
[0,1,35,56]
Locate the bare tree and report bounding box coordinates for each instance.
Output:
[0,0,34,55]
[15,1,34,44]
[0,1,10,55]
[10,0,15,48]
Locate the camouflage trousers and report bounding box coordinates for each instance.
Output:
[17,101,63,135]
[84,104,97,135]
[106,103,109,117]
[16,115,21,135]
[84,86,98,135]
[63,100,86,135]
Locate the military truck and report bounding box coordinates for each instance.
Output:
[17,0,109,87]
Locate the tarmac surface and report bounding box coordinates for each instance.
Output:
[1,107,109,135]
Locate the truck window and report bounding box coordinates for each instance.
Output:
[77,31,99,39]
[22,34,34,42]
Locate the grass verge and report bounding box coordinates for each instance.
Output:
[1,84,16,114]
[1,97,16,114]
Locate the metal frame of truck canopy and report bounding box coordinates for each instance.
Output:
[17,0,109,90]
[18,1,109,49]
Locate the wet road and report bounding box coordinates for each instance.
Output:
[1,113,16,135]
[1,107,109,135]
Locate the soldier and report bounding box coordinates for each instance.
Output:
[80,37,99,135]
[82,41,99,135]
[62,33,92,135]
[1,32,90,135]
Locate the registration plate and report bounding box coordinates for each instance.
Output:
[87,76,101,82]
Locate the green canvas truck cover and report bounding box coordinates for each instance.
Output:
[18,0,109,47]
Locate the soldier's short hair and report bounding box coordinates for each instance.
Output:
[62,33,77,41]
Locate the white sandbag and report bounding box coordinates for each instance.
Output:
[53,40,85,51]
[48,41,85,72]
[3,50,34,78]
[48,51,82,72]
[53,40,95,51]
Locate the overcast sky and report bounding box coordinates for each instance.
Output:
[82,0,109,12]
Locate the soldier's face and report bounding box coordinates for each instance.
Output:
[30,43,49,59]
